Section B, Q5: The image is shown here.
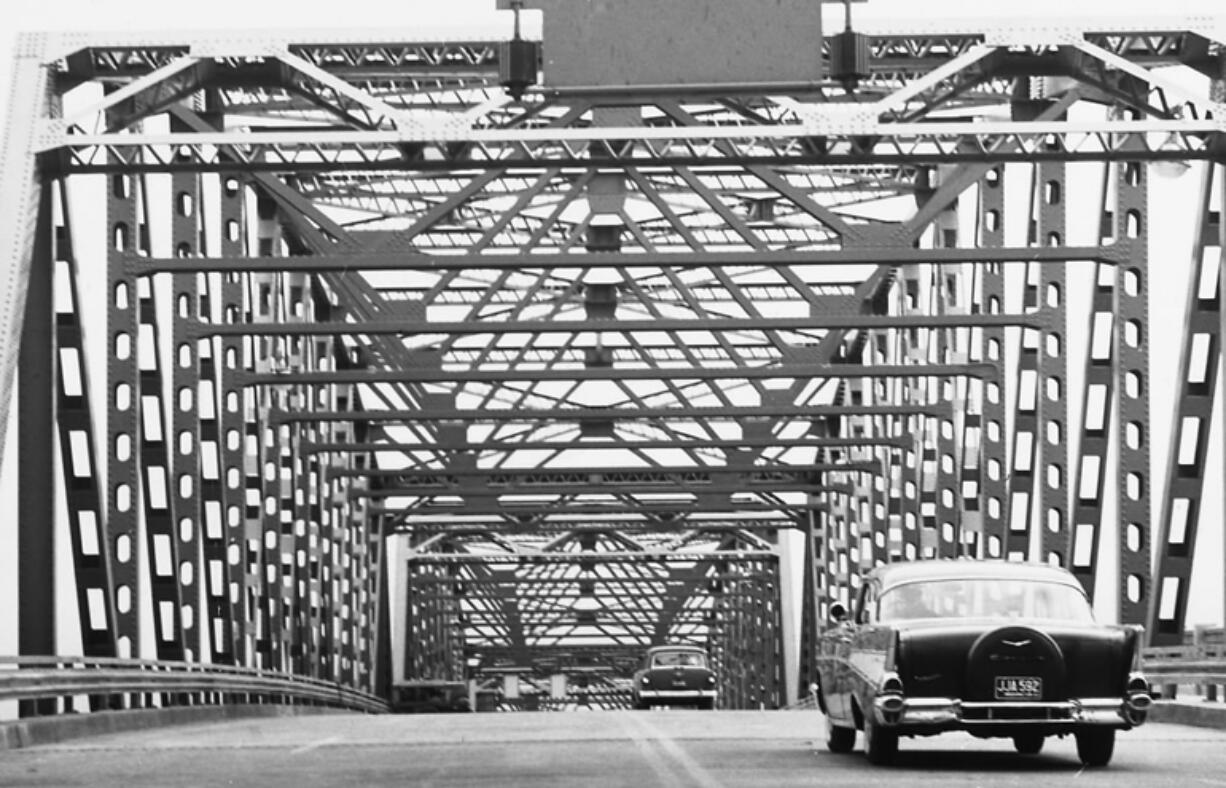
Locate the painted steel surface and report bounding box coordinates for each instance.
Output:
[0,11,1224,722]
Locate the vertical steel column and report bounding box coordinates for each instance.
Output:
[274,415,295,674]
[1037,162,1069,565]
[197,329,234,664]
[1070,165,1121,596]
[280,276,310,674]
[957,266,986,557]
[1221,157,1226,639]
[797,511,820,698]
[169,146,203,660]
[106,168,142,661]
[300,412,323,678]
[1148,163,1220,643]
[1005,172,1044,561]
[978,166,1008,559]
[53,184,117,659]
[215,171,249,665]
[931,188,966,559]
[348,461,374,686]
[956,371,985,556]
[1115,161,1152,625]
[321,378,358,680]
[251,192,284,670]
[373,527,393,699]
[357,479,382,691]
[136,274,185,661]
[18,183,56,717]
[0,37,51,458]
[853,459,883,569]
[334,464,358,682]
[900,267,934,557]
[827,489,852,609]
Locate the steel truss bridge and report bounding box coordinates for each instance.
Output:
[1,4,1225,715]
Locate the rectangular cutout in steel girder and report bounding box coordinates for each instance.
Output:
[500,0,823,88]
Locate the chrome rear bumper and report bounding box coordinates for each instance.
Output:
[874,689,1151,728]
[638,688,717,700]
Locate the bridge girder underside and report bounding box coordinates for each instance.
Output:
[1,12,1225,708]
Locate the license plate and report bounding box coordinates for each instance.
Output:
[995,676,1042,700]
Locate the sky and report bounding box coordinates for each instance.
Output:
[1,0,1224,668]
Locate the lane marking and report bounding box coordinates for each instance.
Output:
[623,713,723,788]
[617,713,687,788]
[290,735,341,755]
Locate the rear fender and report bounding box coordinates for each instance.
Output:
[850,693,866,731]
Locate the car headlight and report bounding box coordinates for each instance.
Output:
[706,675,716,686]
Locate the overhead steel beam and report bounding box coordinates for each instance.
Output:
[192,312,1042,337]
[304,436,908,453]
[344,461,873,480]
[247,362,997,386]
[130,245,1116,273]
[279,403,946,424]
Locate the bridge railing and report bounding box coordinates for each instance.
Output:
[0,656,389,718]
[1143,627,1226,703]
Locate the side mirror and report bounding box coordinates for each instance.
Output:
[829,602,848,624]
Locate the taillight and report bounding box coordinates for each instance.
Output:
[880,673,904,696]
[885,631,901,671]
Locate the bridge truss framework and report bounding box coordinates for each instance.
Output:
[1,9,1224,709]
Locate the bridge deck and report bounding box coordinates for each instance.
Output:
[1,711,1222,787]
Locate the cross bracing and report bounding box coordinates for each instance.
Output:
[2,10,1225,712]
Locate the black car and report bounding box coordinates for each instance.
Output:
[632,644,717,709]
[815,560,1151,766]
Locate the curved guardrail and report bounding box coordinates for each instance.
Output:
[1143,638,1226,699]
[0,656,389,715]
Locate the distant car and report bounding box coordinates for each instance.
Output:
[815,560,1152,766]
[632,644,717,709]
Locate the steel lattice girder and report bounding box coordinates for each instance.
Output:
[401,528,781,707]
[3,13,1226,709]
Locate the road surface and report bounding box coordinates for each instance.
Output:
[1,710,1223,787]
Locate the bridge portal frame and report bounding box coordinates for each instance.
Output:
[2,12,1225,713]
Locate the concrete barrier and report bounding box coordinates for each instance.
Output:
[1149,698,1226,730]
[0,704,346,750]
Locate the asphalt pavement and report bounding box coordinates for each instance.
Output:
[1,709,1224,787]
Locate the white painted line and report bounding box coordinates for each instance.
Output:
[617,714,687,788]
[624,713,723,788]
[290,735,341,755]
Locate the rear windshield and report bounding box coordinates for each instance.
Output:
[652,651,708,668]
[878,578,1094,623]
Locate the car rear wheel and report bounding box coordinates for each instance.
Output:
[863,715,898,765]
[1013,733,1045,754]
[826,719,856,753]
[1075,729,1114,767]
